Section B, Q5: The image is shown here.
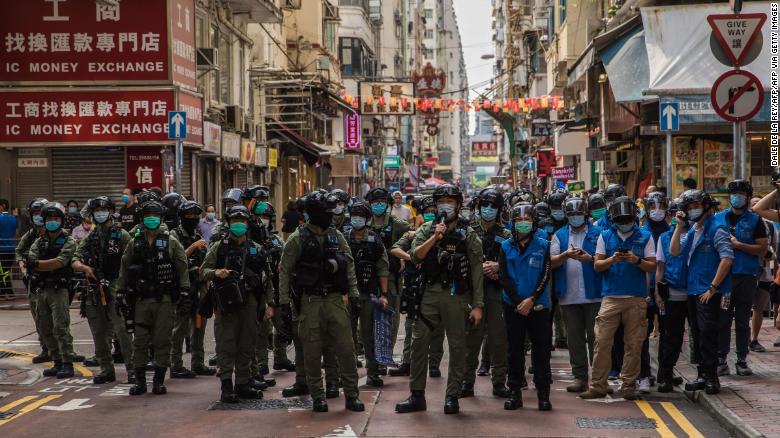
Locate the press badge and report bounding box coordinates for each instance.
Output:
[529,256,542,268]
[249,247,258,255]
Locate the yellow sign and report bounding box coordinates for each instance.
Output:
[268,148,278,168]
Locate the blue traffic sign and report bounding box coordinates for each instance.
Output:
[659,102,679,132]
[168,111,187,140]
[360,159,369,172]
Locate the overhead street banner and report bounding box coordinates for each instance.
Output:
[0,88,176,145]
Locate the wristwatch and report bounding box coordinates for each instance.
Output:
[633,257,643,265]
[709,284,720,293]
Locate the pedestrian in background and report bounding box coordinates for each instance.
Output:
[70,216,92,242]
[64,200,81,232]
[281,201,301,240]
[391,191,413,225]
[0,198,17,300]
[197,204,220,242]
[119,188,142,231]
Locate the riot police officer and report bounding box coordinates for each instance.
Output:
[169,201,214,378]
[71,196,135,384]
[162,192,185,231]
[462,188,511,398]
[115,200,191,396]
[278,190,364,413]
[396,184,484,415]
[210,188,244,245]
[201,205,274,403]
[15,198,49,364]
[346,202,390,387]
[330,189,351,234]
[28,202,78,378]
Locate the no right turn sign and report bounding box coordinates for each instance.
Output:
[710,69,764,122]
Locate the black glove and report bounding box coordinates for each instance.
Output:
[177,288,192,313]
[116,289,127,309]
[349,297,361,319]
[79,296,87,318]
[278,303,293,345]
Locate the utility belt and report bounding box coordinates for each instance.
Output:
[30,273,69,291]
[297,285,343,297]
[132,278,175,300]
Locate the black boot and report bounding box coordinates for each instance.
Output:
[444,396,460,414]
[129,368,147,395]
[685,368,706,391]
[126,369,136,385]
[220,379,238,403]
[192,365,216,376]
[492,384,510,398]
[273,360,296,372]
[152,366,167,395]
[389,363,410,376]
[377,365,388,376]
[56,362,75,378]
[428,365,441,378]
[282,382,309,397]
[32,347,50,364]
[249,377,268,391]
[705,375,720,395]
[504,389,523,410]
[537,387,552,411]
[236,383,263,399]
[346,396,365,412]
[312,397,328,412]
[43,361,62,377]
[477,361,490,376]
[93,370,116,384]
[366,375,384,387]
[83,356,99,367]
[326,382,340,399]
[170,367,197,379]
[395,390,427,413]
[460,382,475,397]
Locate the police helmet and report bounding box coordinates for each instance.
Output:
[588,193,606,211]
[679,189,718,212]
[432,184,463,204]
[330,189,350,204]
[533,201,551,221]
[509,189,536,206]
[41,202,65,220]
[226,205,251,221]
[365,187,391,204]
[136,190,161,207]
[306,190,337,213]
[669,198,681,216]
[546,191,568,209]
[254,201,275,218]
[607,196,638,224]
[296,195,308,212]
[88,196,115,212]
[162,192,185,211]
[243,185,270,201]
[222,188,243,205]
[477,188,504,211]
[179,200,203,217]
[28,198,49,212]
[510,202,537,227]
[141,200,165,217]
[564,197,588,216]
[727,179,753,197]
[644,192,668,210]
[419,196,435,213]
[604,184,627,203]
[349,201,371,219]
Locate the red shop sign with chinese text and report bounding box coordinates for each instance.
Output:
[0,0,169,84]
[471,141,497,156]
[126,146,164,190]
[0,89,175,145]
[344,113,361,150]
[177,90,203,146]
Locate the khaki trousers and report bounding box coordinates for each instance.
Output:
[589,297,647,393]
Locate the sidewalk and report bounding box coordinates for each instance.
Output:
[674,320,780,438]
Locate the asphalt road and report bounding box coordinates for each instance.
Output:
[0,308,729,437]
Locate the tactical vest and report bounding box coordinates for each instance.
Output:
[421,221,470,293]
[84,224,124,281]
[131,231,177,298]
[216,237,267,292]
[374,219,401,275]
[176,226,206,278]
[659,229,687,290]
[34,232,72,286]
[347,229,384,295]
[294,226,349,295]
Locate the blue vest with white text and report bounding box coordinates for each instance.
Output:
[501,235,550,309]
[686,215,731,295]
[659,229,687,290]
[601,226,651,297]
[715,209,760,276]
[553,224,602,300]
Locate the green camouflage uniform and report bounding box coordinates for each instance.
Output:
[15,227,46,348]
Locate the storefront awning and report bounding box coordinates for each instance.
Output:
[567,43,594,87]
[268,120,327,166]
[326,90,358,115]
[600,27,651,103]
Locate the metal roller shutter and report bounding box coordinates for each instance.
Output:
[16,166,52,208]
[235,167,248,189]
[51,148,126,206]
[180,150,193,199]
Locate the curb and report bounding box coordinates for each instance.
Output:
[683,387,765,438]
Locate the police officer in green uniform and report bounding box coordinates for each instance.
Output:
[200,205,273,402]
[461,188,510,398]
[169,201,215,378]
[330,189,361,364]
[28,202,78,378]
[396,184,484,415]
[115,200,191,396]
[345,201,390,386]
[278,190,364,413]
[366,188,409,372]
[16,198,49,364]
[209,189,244,246]
[72,196,135,384]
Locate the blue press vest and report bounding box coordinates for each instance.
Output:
[596,216,611,229]
[686,216,731,295]
[715,209,760,276]
[601,226,652,297]
[553,224,603,300]
[659,229,687,290]
[501,236,550,309]
[643,221,670,285]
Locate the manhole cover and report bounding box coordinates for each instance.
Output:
[208,397,313,411]
[576,417,657,429]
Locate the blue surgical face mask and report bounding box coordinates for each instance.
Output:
[371,202,386,216]
[480,206,498,221]
[121,194,131,204]
[551,209,565,221]
[568,214,585,228]
[437,204,456,221]
[514,221,534,235]
[730,194,747,209]
[206,212,215,221]
[591,208,607,220]
[617,222,635,233]
[303,212,310,222]
[333,205,345,215]
[45,220,61,232]
[68,207,78,214]
[93,211,110,224]
[638,208,646,219]
[230,222,248,237]
[350,216,367,230]
[687,208,703,222]
[649,209,666,222]
[32,214,44,226]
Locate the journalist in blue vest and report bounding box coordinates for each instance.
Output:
[499,202,553,412]
[714,179,767,378]
[580,196,656,401]
[670,190,733,395]
[545,190,570,350]
[551,196,602,394]
[593,184,626,229]
[531,201,555,238]
[589,192,608,227]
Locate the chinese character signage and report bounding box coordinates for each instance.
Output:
[170,0,197,91]
[240,138,255,164]
[412,63,446,97]
[126,146,163,190]
[221,131,240,160]
[0,0,172,84]
[358,81,415,115]
[535,150,556,177]
[471,141,498,162]
[551,166,576,180]
[177,90,202,146]
[0,89,175,145]
[344,113,361,150]
[268,148,278,168]
[532,119,552,137]
[203,121,221,154]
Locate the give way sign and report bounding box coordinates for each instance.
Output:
[710,69,764,122]
[707,13,766,66]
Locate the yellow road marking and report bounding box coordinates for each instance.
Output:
[661,402,705,438]
[0,395,39,412]
[635,400,677,438]
[0,348,92,377]
[0,394,61,427]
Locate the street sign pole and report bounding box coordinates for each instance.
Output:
[666,131,673,195]
[175,138,183,192]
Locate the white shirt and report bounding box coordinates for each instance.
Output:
[391,204,412,222]
[656,236,688,302]
[595,230,656,258]
[550,226,601,305]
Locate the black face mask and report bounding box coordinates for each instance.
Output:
[308,209,333,229]
[181,217,199,231]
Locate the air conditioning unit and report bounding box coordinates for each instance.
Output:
[197,48,218,69]
[317,55,331,70]
[225,105,244,132]
[282,0,301,10]
[243,121,254,138]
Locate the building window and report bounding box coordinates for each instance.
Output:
[559,0,567,24]
[218,31,231,104]
[240,43,246,110]
[423,48,433,59]
[210,26,219,103]
[339,37,375,77]
[424,28,434,39]
[424,8,433,19]
[196,15,205,94]
[323,21,337,54]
